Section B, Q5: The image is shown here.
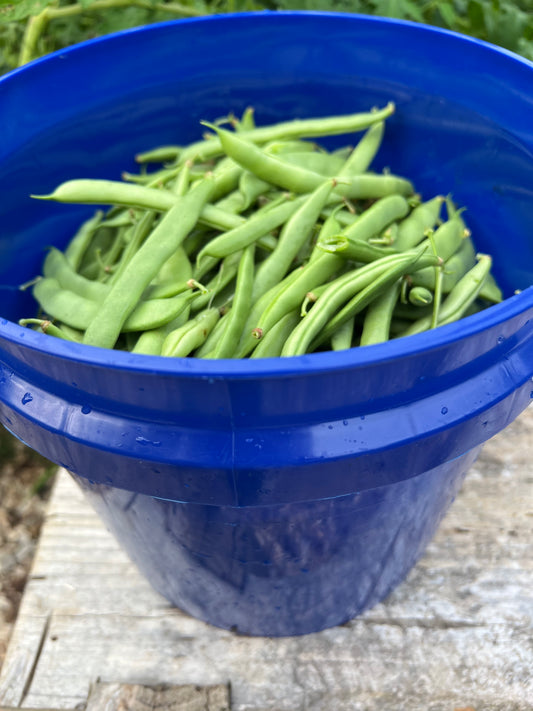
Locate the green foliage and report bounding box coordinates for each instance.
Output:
[0,0,532,76]
[273,0,533,59]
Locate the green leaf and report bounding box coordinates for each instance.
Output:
[467,0,486,35]
[437,1,458,28]
[0,0,50,21]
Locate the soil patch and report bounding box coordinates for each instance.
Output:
[0,429,55,672]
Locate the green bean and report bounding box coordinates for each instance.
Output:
[317,234,398,263]
[320,205,359,227]
[64,210,104,271]
[123,165,181,187]
[300,284,330,317]
[191,251,242,311]
[281,254,418,356]
[209,156,244,202]
[343,194,410,243]
[96,223,129,279]
[430,260,444,329]
[135,145,181,164]
[418,213,467,261]
[307,251,442,353]
[83,176,214,349]
[204,123,414,200]
[161,307,220,357]
[27,105,504,359]
[99,208,136,229]
[411,233,475,292]
[408,285,434,306]
[280,151,346,175]
[54,322,84,342]
[33,277,199,333]
[238,171,272,210]
[171,160,192,197]
[479,273,503,304]
[193,310,231,357]
[150,244,192,288]
[33,278,95,328]
[33,179,178,212]
[109,210,157,285]
[213,246,255,358]
[199,203,248,231]
[240,252,346,356]
[393,301,434,321]
[197,194,307,262]
[337,120,385,176]
[177,102,396,165]
[234,265,308,357]
[252,178,336,299]
[393,195,444,251]
[360,281,402,346]
[264,140,317,155]
[409,214,469,292]
[131,302,192,356]
[250,310,301,358]
[18,317,79,341]
[330,315,356,351]
[43,247,108,302]
[400,254,493,336]
[236,106,256,132]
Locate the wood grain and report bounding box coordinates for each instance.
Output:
[0,405,531,711]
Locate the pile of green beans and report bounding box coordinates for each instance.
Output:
[20,102,504,358]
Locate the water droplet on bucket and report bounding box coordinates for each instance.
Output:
[343,420,348,426]
[21,393,33,405]
[135,436,150,445]
[497,335,504,344]
[530,390,533,399]
[81,405,91,414]
[441,406,448,415]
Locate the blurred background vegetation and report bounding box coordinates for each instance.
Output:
[0,0,532,76]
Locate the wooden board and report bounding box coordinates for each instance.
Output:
[0,406,532,711]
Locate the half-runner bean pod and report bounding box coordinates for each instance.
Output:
[176,102,396,165]
[83,176,215,349]
[400,254,493,336]
[308,251,442,351]
[213,245,255,358]
[252,178,337,299]
[161,307,220,357]
[203,123,414,200]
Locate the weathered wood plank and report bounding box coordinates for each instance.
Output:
[85,681,231,711]
[0,406,531,711]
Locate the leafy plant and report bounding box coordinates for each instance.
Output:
[0,0,532,75]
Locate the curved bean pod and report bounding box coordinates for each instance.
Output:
[307,251,442,352]
[400,254,493,336]
[83,176,214,349]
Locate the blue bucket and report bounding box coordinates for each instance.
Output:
[1,12,532,636]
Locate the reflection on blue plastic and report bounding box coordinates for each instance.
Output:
[74,447,478,636]
[0,13,533,635]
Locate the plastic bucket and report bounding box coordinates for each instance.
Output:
[0,12,532,636]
